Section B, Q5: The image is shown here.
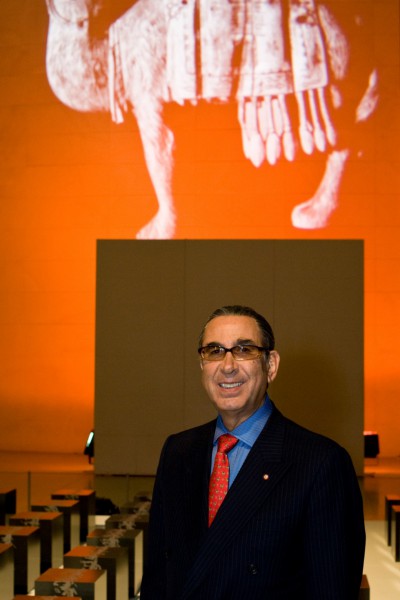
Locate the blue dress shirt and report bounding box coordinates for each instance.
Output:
[211,395,273,487]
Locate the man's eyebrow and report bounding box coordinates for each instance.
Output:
[202,338,257,347]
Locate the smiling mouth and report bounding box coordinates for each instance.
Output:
[219,382,243,389]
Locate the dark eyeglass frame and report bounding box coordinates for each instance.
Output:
[198,344,269,361]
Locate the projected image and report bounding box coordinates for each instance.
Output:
[44,0,378,239]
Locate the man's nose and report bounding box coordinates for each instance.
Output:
[221,350,236,370]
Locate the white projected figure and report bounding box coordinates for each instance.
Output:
[44,0,378,239]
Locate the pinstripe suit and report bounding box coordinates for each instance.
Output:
[140,404,365,599]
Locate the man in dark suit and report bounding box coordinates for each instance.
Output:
[140,305,365,599]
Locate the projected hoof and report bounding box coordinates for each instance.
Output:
[292,148,349,229]
[291,200,333,230]
[136,211,176,240]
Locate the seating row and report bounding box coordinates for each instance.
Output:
[0,487,149,599]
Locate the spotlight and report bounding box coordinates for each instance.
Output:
[84,430,94,463]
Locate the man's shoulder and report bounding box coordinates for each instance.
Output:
[271,406,351,461]
[279,410,337,443]
[163,419,216,449]
[174,419,217,439]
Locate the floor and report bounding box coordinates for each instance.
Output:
[1,452,400,598]
[362,457,400,598]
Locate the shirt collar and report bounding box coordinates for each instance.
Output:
[214,395,273,448]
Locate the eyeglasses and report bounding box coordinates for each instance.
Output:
[198,344,268,361]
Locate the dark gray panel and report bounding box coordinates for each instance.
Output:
[95,240,186,473]
[272,240,364,474]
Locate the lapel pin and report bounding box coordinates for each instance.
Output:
[263,474,269,480]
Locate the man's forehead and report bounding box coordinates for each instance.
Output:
[203,315,261,341]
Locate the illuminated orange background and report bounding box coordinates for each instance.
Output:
[0,1,399,456]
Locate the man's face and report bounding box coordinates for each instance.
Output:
[200,315,279,429]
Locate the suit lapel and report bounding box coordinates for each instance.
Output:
[180,408,292,600]
[180,421,214,545]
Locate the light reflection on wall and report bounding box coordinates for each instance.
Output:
[0,0,398,455]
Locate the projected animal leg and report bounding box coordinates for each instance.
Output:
[291,148,349,229]
[238,85,347,229]
[45,0,174,238]
[290,67,378,229]
[133,100,176,240]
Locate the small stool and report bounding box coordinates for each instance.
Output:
[87,527,143,597]
[0,542,14,600]
[51,489,95,542]
[9,511,64,573]
[0,526,40,594]
[35,567,106,599]
[64,545,129,600]
[391,505,400,561]
[133,490,152,502]
[359,574,370,599]
[32,500,80,553]
[385,494,400,545]
[105,511,149,559]
[0,488,17,525]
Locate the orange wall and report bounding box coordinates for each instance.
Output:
[0,1,399,455]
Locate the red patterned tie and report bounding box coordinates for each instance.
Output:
[208,434,238,526]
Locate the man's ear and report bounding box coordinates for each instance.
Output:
[267,350,280,383]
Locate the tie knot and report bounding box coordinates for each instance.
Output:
[217,433,238,454]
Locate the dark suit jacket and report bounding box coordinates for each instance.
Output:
[140,404,365,600]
